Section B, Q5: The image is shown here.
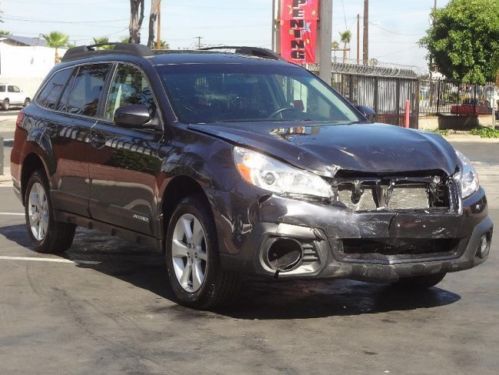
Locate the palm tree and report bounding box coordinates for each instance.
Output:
[42,31,69,63]
[339,30,352,63]
[147,0,161,48]
[129,0,145,43]
[331,41,340,63]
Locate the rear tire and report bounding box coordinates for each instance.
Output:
[24,98,31,107]
[165,194,240,309]
[392,273,446,289]
[24,171,76,253]
[2,99,9,111]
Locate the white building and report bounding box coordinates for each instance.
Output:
[0,36,66,98]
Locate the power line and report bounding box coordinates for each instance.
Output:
[3,15,129,24]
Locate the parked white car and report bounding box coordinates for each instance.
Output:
[0,84,30,110]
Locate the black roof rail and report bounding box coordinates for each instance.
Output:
[62,43,153,62]
[198,46,282,60]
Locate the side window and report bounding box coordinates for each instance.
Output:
[37,69,73,110]
[104,64,156,121]
[0,85,5,92]
[60,64,111,117]
[8,86,20,93]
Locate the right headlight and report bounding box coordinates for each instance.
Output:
[455,150,479,199]
[233,146,333,199]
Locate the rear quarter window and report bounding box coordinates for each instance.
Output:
[37,68,73,110]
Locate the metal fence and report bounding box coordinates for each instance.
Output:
[419,80,496,115]
[324,62,420,128]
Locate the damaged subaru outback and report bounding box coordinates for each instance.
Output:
[11,44,493,309]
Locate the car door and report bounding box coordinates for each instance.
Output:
[88,62,164,237]
[38,64,113,217]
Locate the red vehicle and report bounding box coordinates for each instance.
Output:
[451,99,492,115]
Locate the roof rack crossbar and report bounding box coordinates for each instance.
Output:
[199,46,282,60]
[62,43,153,62]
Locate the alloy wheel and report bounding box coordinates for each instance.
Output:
[171,213,208,293]
[28,182,49,241]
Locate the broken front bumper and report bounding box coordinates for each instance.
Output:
[216,187,493,282]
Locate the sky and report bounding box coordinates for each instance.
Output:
[2,0,449,73]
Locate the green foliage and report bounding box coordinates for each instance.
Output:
[42,31,69,48]
[0,30,10,36]
[470,126,499,138]
[92,37,113,49]
[420,0,499,85]
[339,30,352,45]
[431,129,450,136]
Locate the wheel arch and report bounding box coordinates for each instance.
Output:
[160,175,213,251]
[21,152,50,202]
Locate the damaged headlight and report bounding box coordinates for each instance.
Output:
[455,150,479,198]
[233,146,333,199]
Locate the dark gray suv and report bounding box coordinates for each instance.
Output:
[11,44,493,309]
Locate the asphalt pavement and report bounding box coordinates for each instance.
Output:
[0,115,498,373]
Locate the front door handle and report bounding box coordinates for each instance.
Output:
[89,131,106,149]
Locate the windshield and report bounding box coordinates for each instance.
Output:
[159,64,361,124]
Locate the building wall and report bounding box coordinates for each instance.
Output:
[0,44,66,98]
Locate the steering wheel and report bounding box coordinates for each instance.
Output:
[267,106,296,119]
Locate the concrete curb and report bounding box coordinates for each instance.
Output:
[444,135,499,143]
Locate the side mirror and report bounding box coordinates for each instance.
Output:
[114,104,151,128]
[356,105,376,122]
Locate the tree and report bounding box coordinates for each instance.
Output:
[93,36,113,49]
[339,30,352,63]
[42,31,69,63]
[129,0,145,44]
[420,0,499,84]
[0,30,10,37]
[147,0,161,49]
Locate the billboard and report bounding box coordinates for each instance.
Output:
[279,0,319,64]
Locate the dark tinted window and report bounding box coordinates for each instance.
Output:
[104,64,155,121]
[37,69,73,110]
[0,85,5,92]
[60,64,111,117]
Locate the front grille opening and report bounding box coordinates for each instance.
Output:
[342,238,459,256]
[331,171,453,212]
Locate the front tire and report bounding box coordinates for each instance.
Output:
[24,98,31,107]
[24,171,76,253]
[392,273,446,289]
[165,195,240,309]
[2,99,9,111]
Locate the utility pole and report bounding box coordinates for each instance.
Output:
[195,36,202,49]
[156,0,161,49]
[429,0,437,79]
[363,0,369,65]
[319,0,333,83]
[356,14,360,65]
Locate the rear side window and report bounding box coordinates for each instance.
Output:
[8,86,20,93]
[59,64,111,117]
[37,69,73,110]
[0,85,5,92]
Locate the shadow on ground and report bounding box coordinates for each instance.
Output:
[0,224,461,320]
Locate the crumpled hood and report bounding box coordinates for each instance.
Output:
[188,122,459,176]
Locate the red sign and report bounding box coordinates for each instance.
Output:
[280,0,319,64]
